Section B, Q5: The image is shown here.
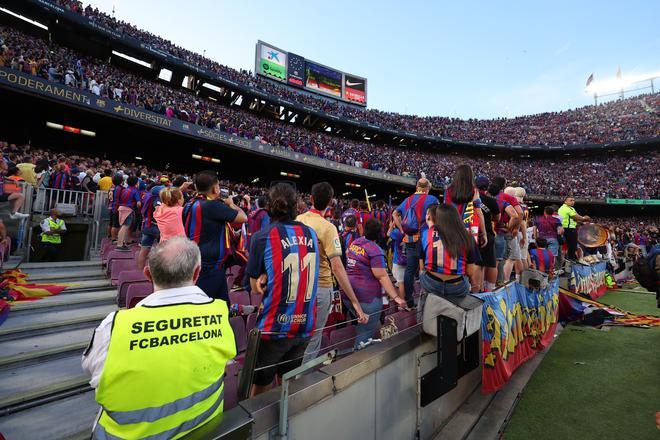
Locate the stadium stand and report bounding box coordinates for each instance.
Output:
[0,26,658,198]
[49,1,660,147]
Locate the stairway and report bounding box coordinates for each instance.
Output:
[0,259,113,439]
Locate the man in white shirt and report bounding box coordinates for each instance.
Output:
[82,236,236,439]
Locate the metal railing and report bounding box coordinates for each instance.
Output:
[32,187,97,217]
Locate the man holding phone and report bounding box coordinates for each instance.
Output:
[183,170,247,302]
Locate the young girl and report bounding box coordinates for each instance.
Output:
[154,187,185,242]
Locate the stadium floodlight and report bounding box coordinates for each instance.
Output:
[158,68,173,82]
[135,157,143,160]
[342,191,351,196]
[111,50,151,69]
[0,8,48,30]
[586,71,660,95]
[202,83,223,93]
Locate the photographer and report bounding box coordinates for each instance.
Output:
[183,170,247,302]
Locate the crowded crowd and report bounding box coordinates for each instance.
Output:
[1,25,659,199]
[48,0,660,146]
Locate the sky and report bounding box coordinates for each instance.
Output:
[86,0,659,119]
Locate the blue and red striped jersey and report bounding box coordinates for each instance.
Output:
[389,228,407,266]
[108,186,123,213]
[183,195,238,268]
[419,227,477,275]
[50,171,71,190]
[530,248,554,274]
[372,208,389,236]
[140,192,158,229]
[246,221,319,340]
[118,187,140,209]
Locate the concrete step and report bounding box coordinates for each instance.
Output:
[55,279,112,293]
[0,327,93,368]
[12,260,102,271]
[0,304,115,342]
[0,355,90,411]
[22,269,106,283]
[10,290,117,314]
[0,391,97,439]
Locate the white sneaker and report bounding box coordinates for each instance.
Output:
[9,212,29,220]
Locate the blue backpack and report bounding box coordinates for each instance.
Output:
[401,195,425,235]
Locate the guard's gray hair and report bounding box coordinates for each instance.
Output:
[147,236,201,289]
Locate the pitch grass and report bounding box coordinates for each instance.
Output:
[504,289,660,440]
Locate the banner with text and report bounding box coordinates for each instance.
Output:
[474,278,559,393]
[569,261,607,299]
[0,67,413,186]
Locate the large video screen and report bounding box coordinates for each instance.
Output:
[258,43,287,82]
[344,74,366,105]
[287,52,305,87]
[305,62,342,98]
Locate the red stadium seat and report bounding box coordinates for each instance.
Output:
[126,283,154,309]
[246,313,257,334]
[329,326,357,352]
[117,269,149,306]
[387,310,417,331]
[230,316,247,353]
[110,259,138,285]
[229,290,250,307]
[105,250,135,276]
[250,293,262,307]
[223,361,241,410]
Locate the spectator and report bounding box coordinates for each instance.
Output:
[246,183,319,395]
[475,176,500,292]
[0,160,29,220]
[340,215,359,264]
[388,217,407,299]
[297,182,367,361]
[183,170,247,302]
[346,218,406,349]
[154,186,185,241]
[534,206,564,257]
[491,177,523,284]
[136,185,162,270]
[82,237,237,440]
[419,204,479,297]
[107,173,124,242]
[97,169,113,192]
[393,178,440,306]
[529,238,555,278]
[16,155,37,187]
[116,175,141,250]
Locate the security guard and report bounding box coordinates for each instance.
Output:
[40,208,66,262]
[83,236,236,439]
[558,196,591,260]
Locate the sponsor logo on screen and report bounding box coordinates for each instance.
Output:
[344,75,366,104]
[259,44,287,81]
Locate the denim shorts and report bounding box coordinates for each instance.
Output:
[140,225,160,247]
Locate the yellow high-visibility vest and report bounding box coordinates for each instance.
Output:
[94,299,236,439]
[41,218,64,244]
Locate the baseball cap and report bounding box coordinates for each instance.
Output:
[475,176,489,190]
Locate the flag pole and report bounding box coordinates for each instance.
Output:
[364,189,371,211]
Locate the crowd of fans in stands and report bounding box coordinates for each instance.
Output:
[1,26,658,200]
[49,0,660,146]
[1,140,657,248]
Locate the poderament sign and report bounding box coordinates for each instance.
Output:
[287,52,305,87]
[258,44,287,82]
[344,74,366,104]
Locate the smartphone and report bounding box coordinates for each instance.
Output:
[220,188,229,198]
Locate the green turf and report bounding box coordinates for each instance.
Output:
[504,290,660,440]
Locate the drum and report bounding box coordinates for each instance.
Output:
[577,224,608,248]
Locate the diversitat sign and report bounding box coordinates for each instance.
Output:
[0,67,412,186]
